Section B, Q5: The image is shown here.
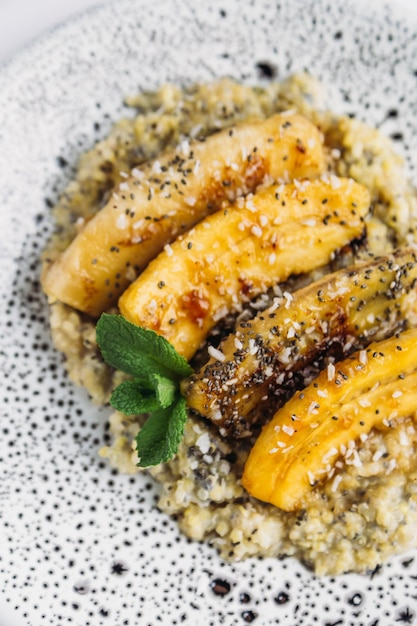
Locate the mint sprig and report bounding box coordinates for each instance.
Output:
[96,314,193,467]
[135,397,188,467]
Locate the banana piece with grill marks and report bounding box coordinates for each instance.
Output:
[119,177,369,360]
[242,327,417,511]
[41,112,325,317]
[183,248,417,437]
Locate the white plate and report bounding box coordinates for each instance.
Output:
[1,0,417,624]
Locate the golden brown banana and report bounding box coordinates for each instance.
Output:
[41,113,325,316]
[242,327,417,511]
[119,177,369,360]
[183,248,417,437]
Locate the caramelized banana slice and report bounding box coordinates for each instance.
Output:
[119,177,369,360]
[242,328,417,511]
[183,248,417,437]
[42,113,325,316]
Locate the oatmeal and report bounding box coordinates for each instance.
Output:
[42,74,417,575]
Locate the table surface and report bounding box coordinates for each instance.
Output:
[0,0,104,64]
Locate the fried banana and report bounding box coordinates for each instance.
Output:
[183,248,417,437]
[119,177,369,360]
[242,328,417,511]
[41,113,325,316]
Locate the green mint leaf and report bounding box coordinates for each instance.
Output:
[96,313,193,381]
[97,314,193,467]
[150,373,177,408]
[110,380,160,415]
[135,396,188,467]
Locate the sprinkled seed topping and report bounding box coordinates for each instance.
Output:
[186,248,417,439]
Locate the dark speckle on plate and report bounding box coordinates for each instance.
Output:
[1,0,417,624]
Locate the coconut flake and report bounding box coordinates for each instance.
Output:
[331,474,343,492]
[131,167,145,179]
[359,350,368,365]
[196,432,211,454]
[372,449,384,462]
[308,471,316,486]
[399,429,409,446]
[164,243,174,257]
[283,291,293,309]
[208,346,226,362]
[251,224,263,238]
[116,213,128,229]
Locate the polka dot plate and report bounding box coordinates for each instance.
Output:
[1,0,417,624]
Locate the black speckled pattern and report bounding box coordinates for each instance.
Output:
[1,0,417,623]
